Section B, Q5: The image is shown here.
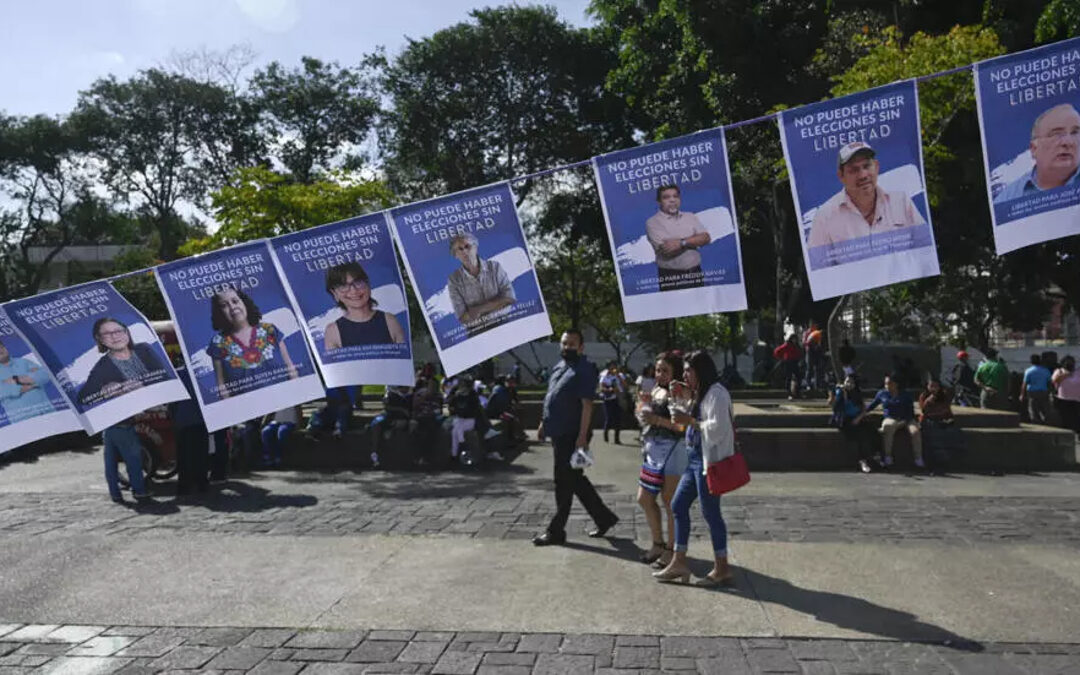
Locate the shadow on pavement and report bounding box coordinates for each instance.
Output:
[562,536,642,563]
[127,498,181,515]
[740,568,985,651]
[358,465,539,500]
[192,481,319,513]
[0,438,98,472]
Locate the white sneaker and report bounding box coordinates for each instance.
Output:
[485,451,505,461]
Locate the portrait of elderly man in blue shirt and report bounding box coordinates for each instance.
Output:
[0,338,55,424]
[994,103,1080,203]
[446,232,516,331]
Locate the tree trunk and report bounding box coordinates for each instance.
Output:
[827,294,850,383]
[771,180,787,343]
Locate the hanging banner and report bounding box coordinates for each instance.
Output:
[3,282,187,434]
[0,311,82,454]
[387,182,551,375]
[269,214,414,388]
[155,240,325,432]
[592,128,748,322]
[779,80,940,300]
[975,36,1080,254]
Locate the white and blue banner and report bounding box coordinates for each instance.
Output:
[779,80,940,300]
[155,241,324,432]
[387,182,551,376]
[0,310,81,453]
[592,128,748,321]
[2,282,186,435]
[269,214,415,388]
[975,36,1080,254]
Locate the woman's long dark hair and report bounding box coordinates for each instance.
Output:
[656,351,684,383]
[210,288,262,332]
[685,350,720,402]
[843,375,865,407]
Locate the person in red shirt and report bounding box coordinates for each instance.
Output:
[773,334,803,400]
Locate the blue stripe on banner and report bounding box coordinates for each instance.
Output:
[807,223,935,269]
[993,183,1080,225]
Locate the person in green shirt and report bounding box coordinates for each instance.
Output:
[974,348,1010,411]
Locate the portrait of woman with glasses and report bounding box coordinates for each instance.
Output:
[77,317,168,408]
[322,261,406,351]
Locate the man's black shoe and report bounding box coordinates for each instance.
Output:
[587,515,619,538]
[532,531,566,546]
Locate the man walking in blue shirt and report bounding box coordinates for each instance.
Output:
[1021,354,1053,424]
[532,329,618,546]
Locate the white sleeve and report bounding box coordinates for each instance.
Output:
[699,384,734,465]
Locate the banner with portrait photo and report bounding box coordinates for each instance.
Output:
[3,282,187,435]
[975,36,1080,254]
[593,128,747,322]
[155,241,325,432]
[387,182,551,376]
[779,80,940,300]
[0,310,82,454]
[270,214,414,388]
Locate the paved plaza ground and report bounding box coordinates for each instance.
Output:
[0,437,1078,674]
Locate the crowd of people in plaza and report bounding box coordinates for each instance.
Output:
[824,344,1080,475]
[95,353,534,505]
[24,316,1079,588]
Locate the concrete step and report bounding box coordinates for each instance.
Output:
[270,422,529,471]
[737,425,1077,471]
[255,412,1077,473]
[733,403,1021,429]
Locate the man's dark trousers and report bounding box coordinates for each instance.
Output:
[547,434,616,536]
[176,425,210,495]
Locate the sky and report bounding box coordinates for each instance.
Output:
[0,0,594,117]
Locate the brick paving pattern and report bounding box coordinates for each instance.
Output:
[0,623,1076,674]
[1,490,1078,547]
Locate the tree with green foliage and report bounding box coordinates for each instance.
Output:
[249,57,381,184]
[180,166,393,254]
[529,186,644,361]
[1033,0,1080,43]
[70,69,244,259]
[0,114,99,299]
[380,6,632,203]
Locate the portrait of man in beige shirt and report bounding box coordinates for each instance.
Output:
[645,185,712,291]
[807,141,925,251]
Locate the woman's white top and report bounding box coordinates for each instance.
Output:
[698,382,735,469]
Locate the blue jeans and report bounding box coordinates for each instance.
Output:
[672,446,727,556]
[103,425,146,501]
[260,422,295,464]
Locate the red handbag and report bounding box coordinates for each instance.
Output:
[705,408,750,496]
